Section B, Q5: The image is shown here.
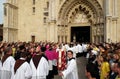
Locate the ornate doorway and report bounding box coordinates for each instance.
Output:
[58,0,104,43]
[71,26,90,42]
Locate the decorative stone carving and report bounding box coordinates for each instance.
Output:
[73,13,88,23]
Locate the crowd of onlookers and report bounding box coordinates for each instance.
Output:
[85,42,120,79]
[0,41,120,79]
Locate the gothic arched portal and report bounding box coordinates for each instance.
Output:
[57,0,104,43]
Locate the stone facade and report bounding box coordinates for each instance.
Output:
[3,0,120,43]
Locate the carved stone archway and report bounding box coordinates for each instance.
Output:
[57,0,104,43]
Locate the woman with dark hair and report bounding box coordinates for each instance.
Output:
[86,55,100,79]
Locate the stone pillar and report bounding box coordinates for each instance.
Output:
[105,0,112,16]
[92,25,96,43]
[49,0,56,21]
[116,20,118,43]
[46,24,50,41]
[113,0,118,16]
[105,0,108,15]
[3,28,8,42]
[9,5,12,42]
[91,25,95,43]
[54,23,58,42]
[3,3,9,42]
[59,36,61,43]
[49,21,57,42]
[48,0,57,42]
[3,2,18,42]
[105,17,111,42]
[112,19,117,43]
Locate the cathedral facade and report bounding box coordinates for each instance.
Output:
[3,0,120,43]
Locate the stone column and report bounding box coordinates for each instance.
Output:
[54,23,58,42]
[113,0,118,16]
[91,25,95,43]
[105,17,111,42]
[3,28,8,42]
[3,3,9,42]
[48,0,57,42]
[46,24,50,41]
[112,19,117,43]
[104,0,114,42]
[9,6,13,42]
[116,20,118,43]
[105,0,112,16]
[49,0,56,21]
[49,21,57,42]
[105,0,108,15]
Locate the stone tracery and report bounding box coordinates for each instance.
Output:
[57,0,104,43]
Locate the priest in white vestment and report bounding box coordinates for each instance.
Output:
[0,47,15,79]
[12,52,32,79]
[30,46,49,79]
[59,50,79,79]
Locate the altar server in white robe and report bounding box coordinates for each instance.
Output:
[12,52,32,79]
[30,46,49,79]
[68,44,76,58]
[59,50,79,79]
[77,43,83,57]
[0,47,15,79]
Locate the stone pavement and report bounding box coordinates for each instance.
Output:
[54,57,88,79]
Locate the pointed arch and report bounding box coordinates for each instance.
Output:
[57,0,104,43]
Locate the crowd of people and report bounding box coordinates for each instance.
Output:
[85,42,120,79]
[0,41,120,79]
[0,41,78,79]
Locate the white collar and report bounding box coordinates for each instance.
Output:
[20,57,26,60]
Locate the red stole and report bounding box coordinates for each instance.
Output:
[2,54,11,65]
[14,58,26,74]
[57,50,66,71]
[32,55,42,69]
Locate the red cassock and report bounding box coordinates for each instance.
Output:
[57,50,66,71]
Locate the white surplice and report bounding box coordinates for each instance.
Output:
[30,57,49,79]
[12,60,32,79]
[62,58,79,79]
[0,56,15,79]
[77,44,83,53]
